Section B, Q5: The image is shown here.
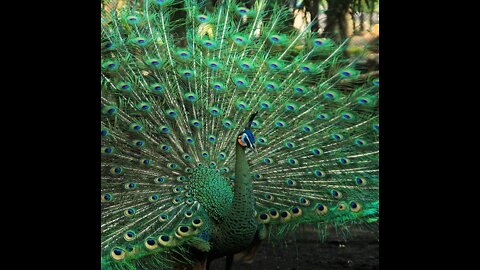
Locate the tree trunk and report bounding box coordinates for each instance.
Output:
[324,0,353,40]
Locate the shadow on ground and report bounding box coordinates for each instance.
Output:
[209,226,379,270]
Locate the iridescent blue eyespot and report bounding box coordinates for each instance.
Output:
[146,239,156,246]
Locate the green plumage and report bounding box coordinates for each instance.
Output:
[101,0,379,269]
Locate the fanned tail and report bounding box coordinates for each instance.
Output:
[101,0,378,268]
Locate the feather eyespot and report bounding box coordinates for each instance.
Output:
[350,201,362,212]
[124,208,135,217]
[101,193,112,202]
[315,203,329,215]
[124,230,136,241]
[355,177,367,186]
[291,207,302,217]
[145,238,158,250]
[111,247,126,260]
[258,213,270,224]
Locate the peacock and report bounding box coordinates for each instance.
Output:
[101,0,379,269]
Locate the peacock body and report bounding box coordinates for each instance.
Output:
[101,0,379,269]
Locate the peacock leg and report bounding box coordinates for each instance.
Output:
[225,254,234,270]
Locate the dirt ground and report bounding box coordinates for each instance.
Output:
[208,226,379,270]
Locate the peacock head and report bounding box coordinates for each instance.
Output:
[237,111,258,153]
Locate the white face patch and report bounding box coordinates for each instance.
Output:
[242,133,250,146]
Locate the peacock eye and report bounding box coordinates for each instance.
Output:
[148,194,159,202]
[338,158,350,165]
[102,106,117,116]
[315,203,329,215]
[338,202,347,211]
[101,193,112,202]
[285,179,296,187]
[159,213,169,222]
[192,218,202,226]
[124,230,136,241]
[258,212,271,224]
[355,177,367,186]
[111,247,126,260]
[331,190,342,199]
[270,35,281,43]
[184,210,193,218]
[299,197,310,206]
[313,170,324,177]
[145,238,158,250]
[158,234,173,246]
[186,198,194,205]
[209,106,222,116]
[349,201,362,212]
[173,197,182,204]
[237,7,249,15]
[125,182,137,189]
[110,166,123,175]
[280,210,291,221]
[177,225,192,237]
[288,158,298,165]
[311,148,323,156]
[124,208,136,217]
